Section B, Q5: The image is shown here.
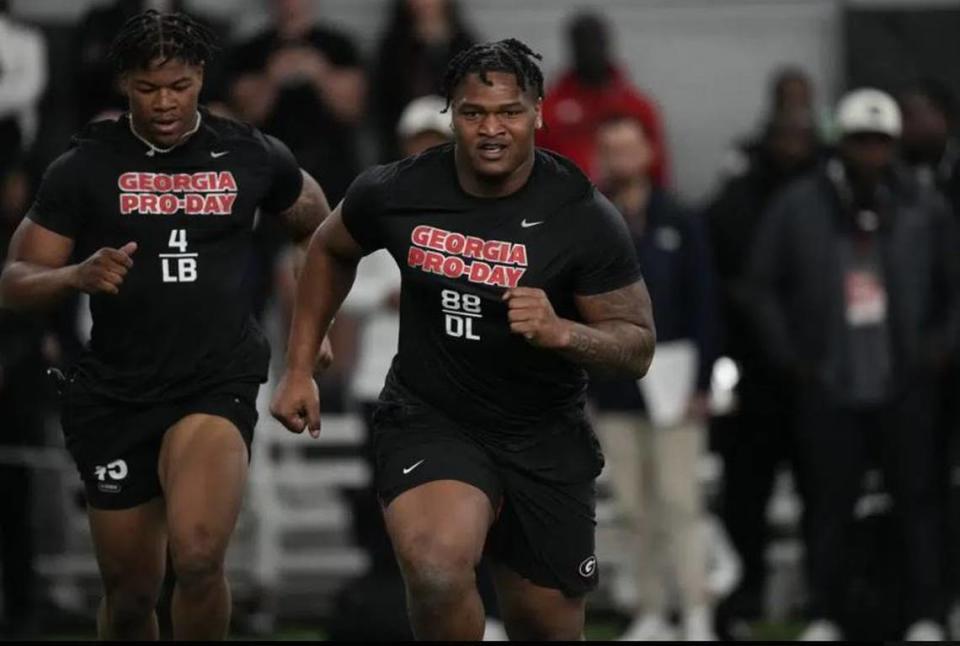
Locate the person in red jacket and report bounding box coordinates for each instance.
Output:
[538,11,670,186]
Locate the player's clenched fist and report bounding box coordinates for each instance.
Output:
[503,287,571,349]
[72,242,138,295]
[270,369,322,438]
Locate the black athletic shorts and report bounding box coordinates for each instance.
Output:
[372,378,604,598]
[60,370,259,510]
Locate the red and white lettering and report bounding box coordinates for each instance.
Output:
[428,228,447,250]
[508,245,528,267]
[445,232,465,254]
[423,251,444,274]
[140,194,158,213]
[408,247,426,268]
[119,194,139,214]
[407,225,531,288]
[217,172,238,192]
[468,261,492,283]
[487,265,508,287]
[412,225,432,246]
[173,175,191,191]
[504,267,525,288]
[463,236,484,259]
[158,194,179,214]
[202,194,222,214]
[185,194,205,214]
[442,256,465,278]
[118,173,138,191]
[216,194,237,214]
[482,240,504,263]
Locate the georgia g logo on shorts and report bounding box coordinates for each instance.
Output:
[578,555,597,578]
[94,459,128,494]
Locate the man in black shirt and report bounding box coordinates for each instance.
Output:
[225,0,365,205]
[0,12,330,640]
[272,39,655,640]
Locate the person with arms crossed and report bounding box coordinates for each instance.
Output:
[0,11,330,640]
[272,39,655,641]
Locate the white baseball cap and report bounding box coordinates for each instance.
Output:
[835,88,902,138]
[397,95,451,139]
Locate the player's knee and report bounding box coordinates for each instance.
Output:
[395,532,477,597]
[170,530,225,590]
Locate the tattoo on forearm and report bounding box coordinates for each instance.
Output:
[564,322,654,376]
[566,280,656,377]
[281,172,329,241]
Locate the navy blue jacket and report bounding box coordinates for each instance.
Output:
[590,188,720,411]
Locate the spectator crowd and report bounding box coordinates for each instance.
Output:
[2,0,960,641]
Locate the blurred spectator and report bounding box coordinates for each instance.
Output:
[0,8,47,634]
[748,88,960,641]
[73,0,229,125]
[589,116,718,641]
[703,107,821,629]
[343,96,448,420]
[371,0,475,161]
[898,78,960,211]
[227,0,366,405]
[344,95,447,473]
[538,10,670,186]
[719,66,829,181]
[226,0,365,205]
[0,1,46,173]
[898,78,960,630]
[0,199,46,642]
[771,66,814,114]
[769,65,835,145]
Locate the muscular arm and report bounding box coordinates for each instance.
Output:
[505,280,656,379]
[564,281,656,377]
[277,170,331,245]
[284,205,364,374]
[1,220,137,311]
[0,219,77,310]
[270,170,332,278]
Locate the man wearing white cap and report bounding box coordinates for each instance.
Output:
[747,88,960,641]
[396,94,452,158]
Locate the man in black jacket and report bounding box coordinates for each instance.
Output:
[749,88,960,641]
[704,107,821,630]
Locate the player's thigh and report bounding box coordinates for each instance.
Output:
[158,413,249,570]
[384,479,496,572]
[491,561,586,641]
[88,498,167,596]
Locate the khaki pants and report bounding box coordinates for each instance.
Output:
[597,412,708,612]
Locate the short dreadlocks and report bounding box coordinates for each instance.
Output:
[441,38,545,110]
[109,9,218,73]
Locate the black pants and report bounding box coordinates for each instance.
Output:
[797,381,942,625]
[715,373,798,616]
[0,363,43,635]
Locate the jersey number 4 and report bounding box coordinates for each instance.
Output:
[161,229,198,283]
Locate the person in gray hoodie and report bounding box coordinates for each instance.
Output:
[748,88,960,642]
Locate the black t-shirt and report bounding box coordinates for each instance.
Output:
[226,25,362,203]
[342,144,642,439]
[27,109,303,402]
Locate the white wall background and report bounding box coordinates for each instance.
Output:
[8,0,950,201]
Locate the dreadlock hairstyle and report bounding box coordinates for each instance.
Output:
[109,9,218,73]
[441,38,544,111]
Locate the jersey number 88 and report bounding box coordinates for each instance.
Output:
[441,289,481,340]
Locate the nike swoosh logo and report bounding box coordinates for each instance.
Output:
[402,459,425,475]
[521,219,544,228]
[210,150,230,158]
